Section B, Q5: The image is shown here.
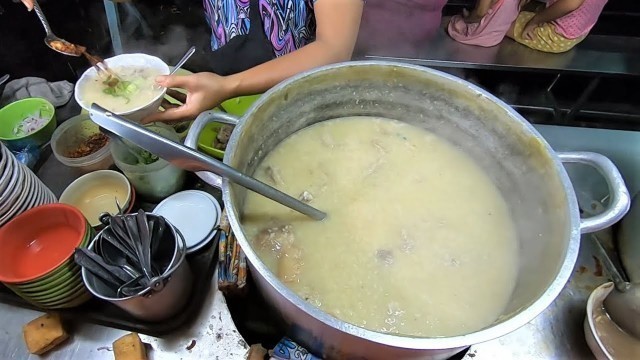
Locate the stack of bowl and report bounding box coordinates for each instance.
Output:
[0,142,56,227]
[0,204,94,309]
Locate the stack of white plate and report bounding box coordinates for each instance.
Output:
[0,143,57,227]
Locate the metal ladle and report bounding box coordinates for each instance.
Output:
[89,104,327,221]
[32,0,84,56]
[591,234,640,339]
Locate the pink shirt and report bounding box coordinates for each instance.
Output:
[548,0,608,39]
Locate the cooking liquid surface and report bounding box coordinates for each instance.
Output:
[242,117,519,337]
[79,65,163,113]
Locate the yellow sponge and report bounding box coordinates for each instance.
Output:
[22,313,69,355]
[113,332,147,360]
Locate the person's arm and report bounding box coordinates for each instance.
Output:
[143,0,363,123]
[225,0,363,97]
[522,0,585,39]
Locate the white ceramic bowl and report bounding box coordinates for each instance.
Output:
[584,282,640,360]
[75,53,170,122]
[59,170,132,227]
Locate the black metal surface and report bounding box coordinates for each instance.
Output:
[0,235,218,337]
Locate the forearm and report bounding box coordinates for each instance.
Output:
[531,0,584,24]
[225,40,351,97]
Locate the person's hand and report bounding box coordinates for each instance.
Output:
[21,0,34,11]
[522,18,540,41]
[142,72,235,124]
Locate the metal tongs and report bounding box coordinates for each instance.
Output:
[89,104,327,221]
[84,52,123,88]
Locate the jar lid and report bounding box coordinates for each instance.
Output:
[153,190,221,254]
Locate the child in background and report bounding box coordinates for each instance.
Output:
[508,0,608,53]
[448,0,525,47]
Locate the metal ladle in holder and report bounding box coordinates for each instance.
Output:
[79,211,192,321]
[89,104,326,221]
[76,211,185,298]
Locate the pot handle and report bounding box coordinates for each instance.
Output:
[184,110,240,189]
[557,151,630,234]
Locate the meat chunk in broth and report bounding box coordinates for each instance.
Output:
[255,225,304,283]
[255,224,295,253]
[278,243,303,283]
[376,249,394,266]
[264,166,285,186]
[299,191,314,203]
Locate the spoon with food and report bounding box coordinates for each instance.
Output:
[592,234,640,340]
[30,0,86,56]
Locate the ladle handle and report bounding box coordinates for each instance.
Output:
[558,152,630,234]
[591,234,630,292]
[89,104,326,221]
[184,110,239,188]
[32,0,53,35]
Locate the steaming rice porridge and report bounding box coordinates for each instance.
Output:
[78,65,164,114]
[242,116,519,337]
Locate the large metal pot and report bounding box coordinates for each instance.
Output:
[185,61,630,359]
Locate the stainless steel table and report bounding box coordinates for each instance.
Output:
[2,124,639,359]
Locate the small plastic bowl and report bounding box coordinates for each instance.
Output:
[59,170,132,227]
[195,94,262,158]
[51,113,114,175]
[0,204,87,284]
[219,94,262,116]
[0,98,57,151]
[75,53,170,122]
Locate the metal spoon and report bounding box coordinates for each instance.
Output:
[170,46,195,76]
[152,46,196,92]
[31,0,84,56]
[592,234,640,339]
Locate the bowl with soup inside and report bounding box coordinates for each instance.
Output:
[75,53,170,122]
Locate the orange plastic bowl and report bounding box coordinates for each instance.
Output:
[0,204,87,283]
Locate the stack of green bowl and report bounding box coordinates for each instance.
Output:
[0,204,94,309]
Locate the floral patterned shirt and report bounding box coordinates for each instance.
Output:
[203,0,317,57]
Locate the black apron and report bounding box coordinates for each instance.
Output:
[207,0,275,76]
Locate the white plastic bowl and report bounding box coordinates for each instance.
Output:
[584,282,640,360]
[75,53,170,122]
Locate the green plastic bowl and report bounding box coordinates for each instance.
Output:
[219,94,262,116]
[197,122,227,160]
[196,94,262,159]
[0,98,57,151]
[17,267,81,294]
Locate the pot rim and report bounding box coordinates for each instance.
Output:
[222,61,581,349]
